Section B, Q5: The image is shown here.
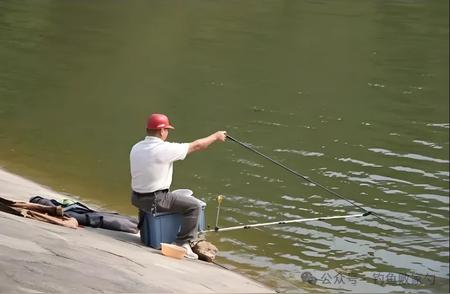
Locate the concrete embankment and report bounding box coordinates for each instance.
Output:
[0,168,274,293]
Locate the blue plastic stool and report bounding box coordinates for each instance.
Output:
[139,206,206,249]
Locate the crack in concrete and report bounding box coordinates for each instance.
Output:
[92,248,146,268]
[45,248,78,262]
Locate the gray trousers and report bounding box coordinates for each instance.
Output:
[131,189,201,244]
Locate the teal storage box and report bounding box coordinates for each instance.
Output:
[140,206,205,249]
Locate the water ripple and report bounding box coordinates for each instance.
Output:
[369,148,449,164]
[251,120,288,127]
[413,140,444,149]
[413,194,449,205]
[390,166,438,179]
[234,158,264,168]
[338,157,382,167]
[426,123,449,129]
[281,195,307,203]
[273,149,324,157]
[242,171,284,183]
[322,170,449,194]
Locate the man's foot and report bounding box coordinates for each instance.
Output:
[179,243,198,260]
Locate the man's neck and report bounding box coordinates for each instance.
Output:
[146,135,166,141]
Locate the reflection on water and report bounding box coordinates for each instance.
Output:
[0,0,448,292]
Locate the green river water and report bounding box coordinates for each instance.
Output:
[0,1,448,292]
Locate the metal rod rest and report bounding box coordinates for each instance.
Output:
[206,213,367,233]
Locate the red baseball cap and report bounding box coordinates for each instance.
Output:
[146,113,175,130]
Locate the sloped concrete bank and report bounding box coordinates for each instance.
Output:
[0,168,274,293]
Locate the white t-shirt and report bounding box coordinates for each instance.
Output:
[130,136,189,193]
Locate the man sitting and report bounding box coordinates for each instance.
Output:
[130,113,226,259]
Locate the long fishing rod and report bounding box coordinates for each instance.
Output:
[225,134,393,226]
[226,135,370,212]
[206,212,370,233]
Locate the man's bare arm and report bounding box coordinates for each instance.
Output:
[187,131,227,154]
